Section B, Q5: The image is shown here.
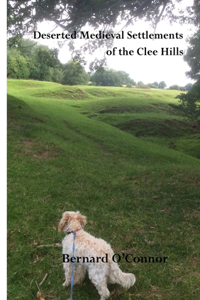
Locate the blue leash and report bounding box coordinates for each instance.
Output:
[70,232,76,300]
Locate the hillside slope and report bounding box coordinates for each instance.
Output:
[7,80,200,300]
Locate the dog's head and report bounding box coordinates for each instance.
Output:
[58,211,87,233]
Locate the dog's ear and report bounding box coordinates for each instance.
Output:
[77,213,87,228]
[58,212,70,232]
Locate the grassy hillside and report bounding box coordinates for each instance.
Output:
[7,79,200,300]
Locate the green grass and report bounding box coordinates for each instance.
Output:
[7,79,200,300]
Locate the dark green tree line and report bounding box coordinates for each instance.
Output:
[90,69,136,87]
[7,38,138,86]
[7,38,89,84]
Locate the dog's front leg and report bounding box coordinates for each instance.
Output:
[62,262,72,286]
[74,264,86,285]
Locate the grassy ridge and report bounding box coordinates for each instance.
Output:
[7,80,200,300]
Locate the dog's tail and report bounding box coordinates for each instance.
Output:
[109,262,136,289]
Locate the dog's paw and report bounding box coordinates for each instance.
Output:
[62,281,70,286]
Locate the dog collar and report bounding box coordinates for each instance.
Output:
[67,229,80,235]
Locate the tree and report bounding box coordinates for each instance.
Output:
[137,81,150,89]
[7,1,199,71]
[184,29,200,80]
[183,1,200,77]
[90,68,136,86]
[149,83,157,88]
[179,86,186,91]
[169,84,180,90]
[116,71,136,86]
[176,78,200,121]
[185,83,193,91]
[178,2,200,121]
[158,81,167,89]
[51,68,63,83]
[90,68,122,87]
[7,38,64,83]
[7,48,30,79]
[153,82,159,88]
[8,1,197,37]
[7,37,37,57]
[62,60,89,85]
[29,45,61,81]
[149,82,159,88]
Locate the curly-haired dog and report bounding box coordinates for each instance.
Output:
[58,211,136,300]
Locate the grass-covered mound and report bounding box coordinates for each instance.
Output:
[7,80,200,300]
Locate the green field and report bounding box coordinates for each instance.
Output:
[7,79,200,300]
